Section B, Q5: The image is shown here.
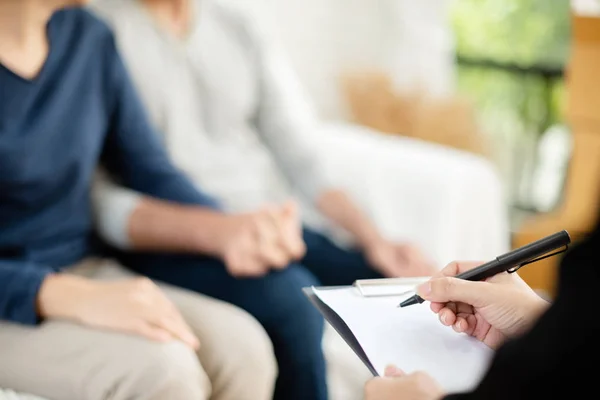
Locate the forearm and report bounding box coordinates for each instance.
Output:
[93,173,230,256]
[127,196,230,257]
[316,189,381,248]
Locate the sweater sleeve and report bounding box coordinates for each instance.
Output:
[0,261,53,325]
[92,168,142,249]
[100,32,220,209]
[232,9,335,201]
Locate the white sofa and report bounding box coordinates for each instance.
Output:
[0,391,46,400]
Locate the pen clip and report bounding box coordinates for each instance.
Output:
[507,245,569,273]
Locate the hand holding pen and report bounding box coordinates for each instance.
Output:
[398,231,570,349]
[416,260,551,349]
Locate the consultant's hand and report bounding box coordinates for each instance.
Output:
[416,261,550,349]
[365,366,444,400]
[38,274,199,349]
[220,200,306,277]
[366,239,437,278]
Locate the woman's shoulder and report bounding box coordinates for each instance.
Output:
[49,6,115,43]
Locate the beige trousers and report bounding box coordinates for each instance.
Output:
[0,259,277,400]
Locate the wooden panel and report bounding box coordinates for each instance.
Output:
[567,16,600,124]
[572,15,600,43]
[513,230,587,297]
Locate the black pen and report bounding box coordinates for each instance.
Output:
[399,230,571,308]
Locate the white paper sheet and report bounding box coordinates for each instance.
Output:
[313,286,494,393]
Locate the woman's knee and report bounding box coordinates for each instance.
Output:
[106,339,211,400]
[194,303,278,400]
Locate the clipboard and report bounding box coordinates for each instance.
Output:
[304,279,494,391]
[304,286,378,375]
[303,277,429,376]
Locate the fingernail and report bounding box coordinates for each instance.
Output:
[417,282,431,298]
[384,365,398,376]
[440,312,447,324]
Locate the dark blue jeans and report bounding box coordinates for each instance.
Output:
[116,229,382,400]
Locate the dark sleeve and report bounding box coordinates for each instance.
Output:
[100,33,220,208]
[0,261,53,325]
[444,225,600,399]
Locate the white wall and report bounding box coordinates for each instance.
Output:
[227,0,456,120]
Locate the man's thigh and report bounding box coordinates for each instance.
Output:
[301,229,382,286]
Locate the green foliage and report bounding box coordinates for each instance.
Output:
[451,0,571,67]
[451,0,570,138]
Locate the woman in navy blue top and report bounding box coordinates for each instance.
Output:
[0,1,282,399]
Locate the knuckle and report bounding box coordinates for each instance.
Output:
[224,252,237,266]
[438,277,454,292]
[273,252,288,265]
[134,277,153,290]
[226,262,241,275]
[413,370,427,379]
[130,321,147,335]
[156,315,171,328]
[412,371,430,386]
[442,261,460,275]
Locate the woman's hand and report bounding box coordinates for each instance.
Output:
[365,366,444,400]
[416,261,550,349]
[38,275,200,349]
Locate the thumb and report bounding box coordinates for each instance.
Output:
[417,277,493,308]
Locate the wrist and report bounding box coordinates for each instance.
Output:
[359,229,385,252]
[513,294,551,336]
[37,273,95,321]
[189,210,237,258]
[528,295,551,322]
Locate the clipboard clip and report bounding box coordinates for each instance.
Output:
[507,245,569,274]
[353,277,430,298]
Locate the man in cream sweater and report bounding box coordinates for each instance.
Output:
[90,1,436,399]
